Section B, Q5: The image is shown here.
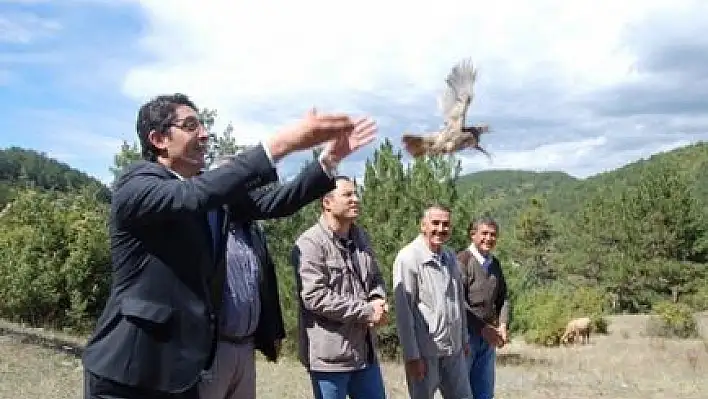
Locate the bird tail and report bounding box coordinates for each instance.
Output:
[461,124,490,135]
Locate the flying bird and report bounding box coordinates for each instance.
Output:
[402,58,491,159]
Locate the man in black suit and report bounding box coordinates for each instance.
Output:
[82,93,377,399]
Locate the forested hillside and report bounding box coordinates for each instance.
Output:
[456,141,708,227]
[455,170,577,226]
[0,147,111,207]
[0,138,705,356]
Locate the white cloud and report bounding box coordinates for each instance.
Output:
[0,12,61,44]
[460,136,608,172]
[128,1,432,98]
[121,0,708,177]
[460,137,694,178]
[125,0,650,104]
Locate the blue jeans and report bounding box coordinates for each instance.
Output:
[466,332,496,399]
[309,362,387,399]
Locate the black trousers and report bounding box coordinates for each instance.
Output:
[84,371,199,399]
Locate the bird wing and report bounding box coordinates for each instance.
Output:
[437,58,477,128]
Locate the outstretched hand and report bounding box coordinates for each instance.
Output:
[267,108,359,162]
[320,114,378,168]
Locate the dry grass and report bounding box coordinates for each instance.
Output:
[1,315,707,399]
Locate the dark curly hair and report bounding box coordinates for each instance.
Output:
[135,93,198,161]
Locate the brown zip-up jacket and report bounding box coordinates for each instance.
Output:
[291,215,386,372]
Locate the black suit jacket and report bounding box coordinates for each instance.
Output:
[82,145,282,393]
[220,159,336,361]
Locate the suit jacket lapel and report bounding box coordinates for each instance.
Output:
[158,165,221,265]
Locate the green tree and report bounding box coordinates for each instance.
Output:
[198,108,246,165]
[0,188,110,331]
[512,197,557,286]
[109,140,141,182]
[570,160,707,312]
[212,123,244,158]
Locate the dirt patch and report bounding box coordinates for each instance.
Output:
[694,311,708,339]
[1,315,707,399]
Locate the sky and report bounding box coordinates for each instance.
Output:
[1,0,707,185]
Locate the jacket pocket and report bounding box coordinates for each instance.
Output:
[312,323,356,364]
[120,297,174,325]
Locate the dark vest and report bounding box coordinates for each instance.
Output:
[457,249,504,327]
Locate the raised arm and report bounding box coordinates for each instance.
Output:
[114,144,278,227]
[234,159,335,220]
[234,115,378,220]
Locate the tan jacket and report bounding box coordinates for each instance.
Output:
[292,215,387,372]
[393,235,468,361]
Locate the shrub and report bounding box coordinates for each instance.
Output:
[684,282,708,312]
[0,188,110,332]
[512,284,610,347]
[646,300,698,339]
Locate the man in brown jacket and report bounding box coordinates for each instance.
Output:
[291,176,388,399]
[457,216,509,399]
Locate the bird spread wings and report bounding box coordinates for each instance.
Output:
[437,58,477,129]
[401,58,490,158]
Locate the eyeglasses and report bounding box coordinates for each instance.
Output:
[169,116,204,133]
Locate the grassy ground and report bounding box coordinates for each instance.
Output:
[1,315,707,399]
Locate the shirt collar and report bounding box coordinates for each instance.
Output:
[468,243,489,265]
[317,214,358,248]
[167,168,185,181]
[414,235,449,265]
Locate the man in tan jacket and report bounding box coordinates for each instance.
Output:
[291,176,388,399]
[393,205,472,399]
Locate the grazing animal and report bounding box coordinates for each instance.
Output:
[401,58,491,158]
[561,317,592,345]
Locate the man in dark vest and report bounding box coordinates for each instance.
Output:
[456,216,509,399]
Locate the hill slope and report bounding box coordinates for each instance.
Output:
[457,141,708,224]
[0,147,111,206]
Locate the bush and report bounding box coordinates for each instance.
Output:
[646,301,698,339]
[511,284,610,347]
[591,315,609,334]
[0,188,110,332]
[684,282,708,312]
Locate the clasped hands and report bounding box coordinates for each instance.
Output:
[367,298,389,328]
[481,323,508,348]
